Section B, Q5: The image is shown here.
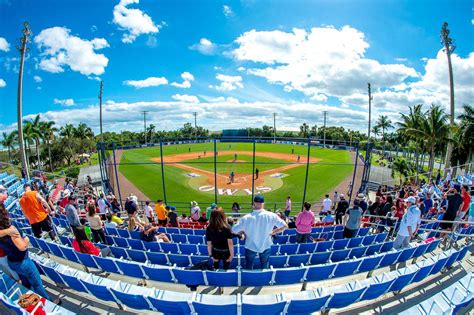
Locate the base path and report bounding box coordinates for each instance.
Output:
[151,151,320,190]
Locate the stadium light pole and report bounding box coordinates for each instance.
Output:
[273,112,277,143]
[142,111,149,145]
[16,22,31,180]
[99,81,103,143]
[441,22,455,171]
[193,111,197,141]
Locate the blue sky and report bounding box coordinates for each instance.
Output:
[0,0,473,134]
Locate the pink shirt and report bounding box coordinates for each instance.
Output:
[296,210,315,234]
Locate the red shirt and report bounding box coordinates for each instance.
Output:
[72,239,100,256]
[0,247,5,257]
[59,197,69,209]
[461,192,471,212]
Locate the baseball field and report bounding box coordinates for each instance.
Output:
[118,142,354,210]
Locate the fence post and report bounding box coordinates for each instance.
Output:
[159,139,167,204]
[301,137,311,209]
[111,143,123,208]
[251,138,256,206]
[213,137,218,204]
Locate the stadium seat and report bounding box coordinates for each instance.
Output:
[148,290,193,315]
[110,283,154,310]
[241,270,273,286]
[241,294,287,315]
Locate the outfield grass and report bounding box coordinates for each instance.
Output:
[181,154,288,173]
[119,142,353,210]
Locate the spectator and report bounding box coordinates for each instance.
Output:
[128,211,145,232]
[110,198,122,217]
[124,196,137,217]
[368,196,381,222]
[357,194,368,213]
[468,191,474,224]
[378,195,393,233]
[167,206,178,227]
[437,206,447,221]
[394,196,421,249]
[295,202,315,243]
[178,214,190,224]
[335,194,349,225]
[231,202,241,216]
[198,212,208,223]
[232,195,287,269]
[104,214,118,228]
[140,224,170,243]
[320,194,332,219]
[86,203,107,244]
[97,193,110,220]
[333,191,339,209]
[322,211,335,224]
[206,210,234,270]
[155,199,168,226]
[423,193,433,216]
[458,185,471,221]
[111,212,124,226]
[440,185,464,230]
[0,203,59,303]
[65,195,81,232]
[145,201,154,223]
[72,226,112,257]
[284,196,292,217]
[19,183,56,240]
[394,198,405,220]
[343,199,363,238]
[206,203,217,220]
[190,201,201,221]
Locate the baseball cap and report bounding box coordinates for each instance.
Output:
[405,196,416,204]
[210,203,217,209]
[254,195,264,203]
[453,184,461,192]
[357,193,365,199]
[170,206,176,211]
[339,193,345,198]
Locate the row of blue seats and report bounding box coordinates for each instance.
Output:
[31,247,469,314]
[399,272,473,314]
[0,272,76,315]
[52,236,392,268]
[65,232,387,256]
[29,236,441,287]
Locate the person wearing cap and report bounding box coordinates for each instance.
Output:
[231,195,288,269]
[358,194,368,213]
[190,201,201,221]
[155,199,168,226]
[167,206,178,227]
[140,223,170,243]
[440,185,464,230]
[320,194,332,220]
[335,194,349,225]
[65,195,81,232]
[343,199,363,238]
[206,203,217,220]
[393,196,421,249]
[19,183,56,240]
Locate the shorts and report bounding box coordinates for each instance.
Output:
[147,216,154,223]
[158,219,167,226]
[31,216,55,239]
[343,227,357,238]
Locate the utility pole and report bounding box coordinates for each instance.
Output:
[367,83,373,143]
[99,81,103,143]
[441,22,455,171]
[273,112,277,143]
[322,110,328,147]
[16,22,31,180]
[142,111,149,145]
[193,111,197,141]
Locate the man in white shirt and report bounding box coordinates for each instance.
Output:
[232,195,288,269]
[97,193,109,218]
[145,201,154,223]
[320,194,332,219]
[284,196,292,217]
[394,196,421,249]
[333,191,339,208]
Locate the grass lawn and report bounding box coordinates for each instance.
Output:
[180,154,288,173]
[119,142,353,211]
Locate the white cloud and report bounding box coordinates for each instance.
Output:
[0,79,6,88]
[53,98,75,106]
[33,75,42,83]
[472,19,474,25]
[113,0,160,44]
[34,27,109,76]
[171,72,195,88]
[233,26,419,99]
[210,74,243,91]
[123,76,168,88]
[395,57,407,62]
[172,94,199,104]
[223,5,233,17]
[0,37,9,52]
[189,38,218,55]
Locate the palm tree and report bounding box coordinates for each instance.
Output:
[74,123,94,153]
[457,104,474,165]
[371,126,381,141]
[375,115,393,142]
[60,124,77,165]
[409,105,449,178]
[299,123,309,138]
[22,121,35,167]
[391,157,413,186]
[147,124,156,143]
[23,115,43,170]
[1,132,17,164]
[397,104,424,171]
[39,120,58,171]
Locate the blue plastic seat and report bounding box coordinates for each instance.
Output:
[305,264,337,282]
[61,246,80,263]
[110,247,129,259]
[356,228,370,237]
[375,233,387,243]
[389,269,417,292]
[130,231,141,239]
[116,260,146,278]
[365,243,382,256]
[76,252,100,269]
[117,229,130,238]
[315,241,332,252]
[187,235,204,244]
[198,244,208,255]
[273,235,289,244]
[194,229,206,236]
[173,269,205,286]
[358,255,383,273]
[330,249,350,262]
[274,268,306,285]
[171,234,188,244]
[411,243,429,258]
[143,265,173,283]
[148,290,192,315]
[160,242,179,253]
[147,252,169,265]
[444,250,460,269]
[269,255,288,268]
[206,270,238,287]
[241,270,273,286]
[144,241,161,252]
[82,280,117,303]
[179,244,198,255]
[397,246,417,262]
[242,295,286,315]
[128,239,145,251]
[310,252,331,265]
[47,242,65,258]
[105,227,118,236]
[378,251,401,268]
[297,242,316,254]
[347,237,363,248]
[348,247,366,259]
[114,237,129,248]
[359,278,395,301]
[193,294,237,315]
[332,239,349,250]
[380,241,394,253]
[412,262,435,283]
[333,260,361,278]
[110,284,151,310]
[279,244,298,255]
[93,255,120,273]
[60,271,89,293]
[285,290,330,315]
[324,286,366,309]
[127,249,147,262]
[362,234,376,246]
[41,264,66,286]
[288,254,311,267]
[168,254,191,267]
[429,255,449,275]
